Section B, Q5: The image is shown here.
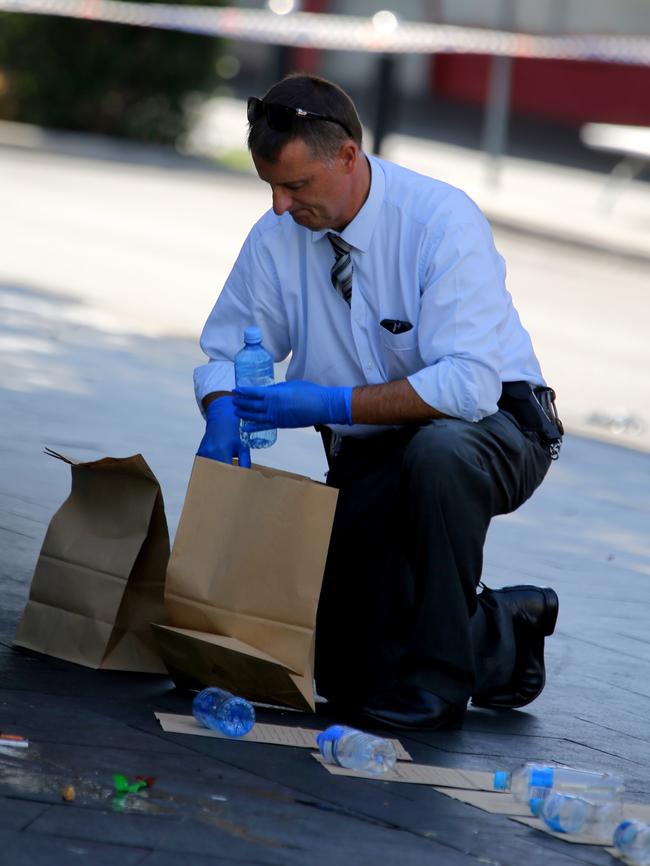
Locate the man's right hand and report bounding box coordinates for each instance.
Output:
[196,395,251,468]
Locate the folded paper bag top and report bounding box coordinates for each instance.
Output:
[154,456,339,712]
[14,449,169,673]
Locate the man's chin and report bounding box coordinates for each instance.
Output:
[290,211,322,230]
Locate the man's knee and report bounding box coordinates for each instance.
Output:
[405,420,469,472]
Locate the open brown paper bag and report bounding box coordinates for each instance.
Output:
[14,449,169,673]
[153,456,338,712]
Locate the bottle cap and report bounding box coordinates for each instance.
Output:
[530,767,554,789]
[494,770,510,791]
[529,797,545,816]
[613,820,636,849]
[244,326,262,344]
[316,725,348,751]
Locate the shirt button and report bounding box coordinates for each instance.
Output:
[366,362,373,370]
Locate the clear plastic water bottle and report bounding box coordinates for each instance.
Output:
[234,326,277,450]
[493,763,624,806]
[192,686,256,738]
[614,819,650,865]
[541,792,622,838]
[316,725,397,774]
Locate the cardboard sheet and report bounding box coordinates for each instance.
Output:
[422,786,650,849]
[624,802,650,823]
[433,787,650,821]
[433,787,531,815]
[510,815,614,845]
[155,713,412,760]
[312,750,650,852]
[314,747,650,846]
[313,754,494,788]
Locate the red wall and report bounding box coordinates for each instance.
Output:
[433,55,650,125]
[291,0,327,73]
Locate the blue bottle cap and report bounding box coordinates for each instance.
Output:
[244,326,262,344]
[316,724,347,751]
[530,767,554,788]
[494,770,509,791]
[613,820,634,847]
[529,797,545,816]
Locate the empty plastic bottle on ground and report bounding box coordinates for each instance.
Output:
[192,686,256,738]
[316,725,397,774]
[234,326,277,450]
[541,792,622,839]
[494,763,625,806]
[614,820,650,865]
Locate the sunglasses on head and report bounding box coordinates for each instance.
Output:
[247,96,353,138]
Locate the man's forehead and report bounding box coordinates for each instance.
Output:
[253,138,322,182]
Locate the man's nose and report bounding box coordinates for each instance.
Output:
[272,187,292,216]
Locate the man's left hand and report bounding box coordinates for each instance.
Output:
[232,380,353,430]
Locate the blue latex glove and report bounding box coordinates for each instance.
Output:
[232,380,353,430]
[196,395,251,468]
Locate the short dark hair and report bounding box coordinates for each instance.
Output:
[247,74,363,163]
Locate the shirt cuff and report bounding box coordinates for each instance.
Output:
[407,362,499,422]
[193,361,236,417]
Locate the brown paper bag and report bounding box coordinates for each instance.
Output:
[153,456,338,711]
[14,449,169,673]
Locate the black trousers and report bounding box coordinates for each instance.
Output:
[314,411,552,707]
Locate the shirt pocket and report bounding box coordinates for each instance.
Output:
[379,326,421,379]
[379,325,418,352]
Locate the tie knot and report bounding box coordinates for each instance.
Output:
[327,233,352,257]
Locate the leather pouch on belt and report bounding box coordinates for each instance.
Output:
[498,381,564,456]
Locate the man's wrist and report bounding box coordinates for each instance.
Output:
[202,391,232,412]
[338,386,353,425]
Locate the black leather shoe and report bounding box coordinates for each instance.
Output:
[472,585,559,709]
[361,684,466,731]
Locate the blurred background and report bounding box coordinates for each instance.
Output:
[1,0,649,537]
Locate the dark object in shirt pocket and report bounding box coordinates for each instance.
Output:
[380,319,413,335]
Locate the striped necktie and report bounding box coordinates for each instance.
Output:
[327,233,353,306]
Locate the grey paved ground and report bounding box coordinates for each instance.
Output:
[1,128,650,864]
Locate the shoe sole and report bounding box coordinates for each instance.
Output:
[472,662,545,710]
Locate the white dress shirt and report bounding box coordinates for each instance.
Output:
[194,155,545,437]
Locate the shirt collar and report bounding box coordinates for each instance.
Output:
[311,154,385,252]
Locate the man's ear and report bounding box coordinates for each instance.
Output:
[338,141,359,173]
